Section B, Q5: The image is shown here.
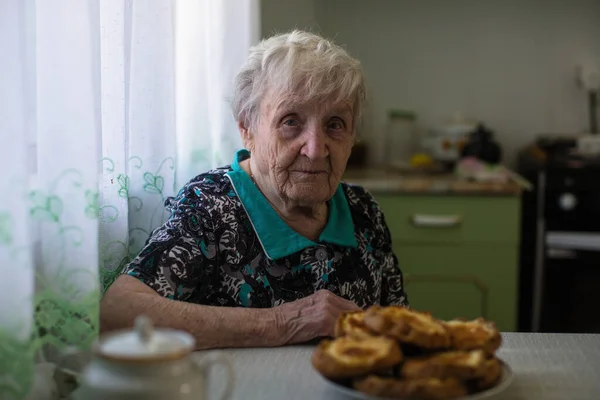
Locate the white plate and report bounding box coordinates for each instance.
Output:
[320,360,514,400]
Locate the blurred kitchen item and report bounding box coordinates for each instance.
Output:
[577,134,600,156]
[589,90,598,134]
[460,123,502,164]
[410,153,435,168]
[391,152,446,174]
[385,152,445,174]
[576,64,600,134]
[455,157,509,183]
[423,113,476,170]
[383,109,419,168]
[67,315,234,400]
[530,132,600,158]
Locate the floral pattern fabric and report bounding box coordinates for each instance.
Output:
[122,164,408,309]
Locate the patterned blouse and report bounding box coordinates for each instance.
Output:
[122,150,408,309]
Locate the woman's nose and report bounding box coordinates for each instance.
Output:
[300,127,329,160]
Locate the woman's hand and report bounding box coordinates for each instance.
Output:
[273,289,361,345]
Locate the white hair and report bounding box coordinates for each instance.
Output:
[231,30,366,132]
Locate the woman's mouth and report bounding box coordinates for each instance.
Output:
[292,170,328,175]
[291,170,329,179]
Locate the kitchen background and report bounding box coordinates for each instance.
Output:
[263,0,600,166]
[261,0,600,334]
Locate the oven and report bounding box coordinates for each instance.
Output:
[541,238,600,332]
[531,169,600,333]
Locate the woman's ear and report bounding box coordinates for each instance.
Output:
[238,121,254,151]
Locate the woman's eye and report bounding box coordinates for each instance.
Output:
[327,118,345,131]
[283,118,300,127]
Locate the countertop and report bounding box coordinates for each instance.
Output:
[342,168,527,196]
[204,332,600,400]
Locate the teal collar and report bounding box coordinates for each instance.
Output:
[225,149,358,260]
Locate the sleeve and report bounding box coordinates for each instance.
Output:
[376,205,409,307]
[120,185,216,302]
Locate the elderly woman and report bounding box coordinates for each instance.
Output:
[100,30,408,349]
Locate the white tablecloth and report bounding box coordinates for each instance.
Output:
[204,333,600,400]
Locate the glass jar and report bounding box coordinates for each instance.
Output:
[384,109,418,168]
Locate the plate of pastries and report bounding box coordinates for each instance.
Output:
[311,306,513,400]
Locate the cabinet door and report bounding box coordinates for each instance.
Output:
[403,274,487,322]
[396,244,518,332]
[376,195,520,245]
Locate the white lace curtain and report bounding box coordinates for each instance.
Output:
[0,0,259,398]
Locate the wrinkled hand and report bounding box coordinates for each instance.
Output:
[274,289,361,345]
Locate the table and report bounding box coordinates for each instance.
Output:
[205,333,600,400]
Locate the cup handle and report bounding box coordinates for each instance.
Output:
[192,353,235,400]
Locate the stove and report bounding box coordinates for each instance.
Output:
[517,135,600,333]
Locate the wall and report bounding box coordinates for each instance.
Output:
[261,0,317,37]
[261,0,600,166]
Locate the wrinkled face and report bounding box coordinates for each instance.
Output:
[243,91,356,207]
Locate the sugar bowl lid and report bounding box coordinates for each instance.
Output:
[96,315,196,361]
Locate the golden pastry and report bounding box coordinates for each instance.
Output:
[334,310,376,339]
[311,305,508,397]
[363,306,451,349]
[311,336,403,380]
[472,356,503,390]
[354,375,468,400]
[444,318,502,355]
[401,349,487,380]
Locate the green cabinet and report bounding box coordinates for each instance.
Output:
[375,194,521,332]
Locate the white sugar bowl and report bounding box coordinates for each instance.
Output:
[70,316,234,400]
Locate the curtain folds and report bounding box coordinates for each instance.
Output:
[0,1,259,398]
